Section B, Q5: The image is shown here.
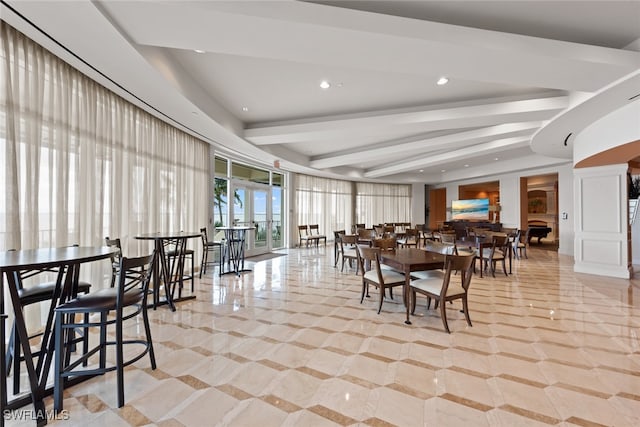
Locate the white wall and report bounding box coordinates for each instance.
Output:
[574,164,630,278]
[499,176,519,228]
[558,165,575,256]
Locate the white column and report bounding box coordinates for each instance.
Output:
[574,164,630,278]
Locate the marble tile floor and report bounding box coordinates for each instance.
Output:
[4,246,640,426]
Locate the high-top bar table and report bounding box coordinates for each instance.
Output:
[135,231,200,311]
[217,226,254,276]
[0,246,117,426]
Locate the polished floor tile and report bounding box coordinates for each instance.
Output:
[4,246,640,426]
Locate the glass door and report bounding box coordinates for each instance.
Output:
[231,182,272,257]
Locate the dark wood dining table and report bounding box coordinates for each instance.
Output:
[0,246,117,426]
[378,248,446,325]
[135,231,201,311]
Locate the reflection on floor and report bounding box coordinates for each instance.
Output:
[5,246,640,426]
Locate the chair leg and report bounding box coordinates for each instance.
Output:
[116,311,125,408]
[410,290,417,314]
[190,253,194,292]
[440,298,450,333]
[377,286,384,314]
[0,315,6,423]
[12,326,20,395]
[200,249,206,278]
[142,303,156,370]
[426,296,432,310]
[53,312,64,411]
[501,259,507,276]
[462,296,472,327]
[360,281,367,303]
[99,312,107,369]
[5,323,14,375]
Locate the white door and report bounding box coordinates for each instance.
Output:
[231,182,272,257]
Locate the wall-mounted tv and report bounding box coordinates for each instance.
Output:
[451,198,490,221]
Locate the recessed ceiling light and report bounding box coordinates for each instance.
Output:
[419,169,424,173]
[464,164,469,167]
[194,49,205,54]
[241,107,249,112]
[441,169,446,173]
[494,157,499,161]
[437,77,449,86]
[320,80,331,89]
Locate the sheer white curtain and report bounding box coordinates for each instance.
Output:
[295,174,352,239]
[1,24,209,325]
[356,182,412,226]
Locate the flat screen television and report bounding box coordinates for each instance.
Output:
[451,198,490,221]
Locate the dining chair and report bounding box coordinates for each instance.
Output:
[54,252,157,411]
[372,236,399,272]
[372,236,397,251]
[333,230,345,267]
[398,228,419,248]
[411,241,457,280]
[440,231,457,244]
[4,246,92,395]
[409,253,475,333]
[298,225,311,247]
[338,233,359,273]
[356,246,406,314]
[200,227,224,277]
[308,224,326,246]
[105,237,122,288]
[513,229,529,259]
[477,235,509,277]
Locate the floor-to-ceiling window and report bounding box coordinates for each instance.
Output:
[356,182,412,227]
[295,174,353,239]
[1,22,209,331]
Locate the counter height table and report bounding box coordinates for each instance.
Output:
[378,248,446,325]
[217,227,254,276]
[0,246,117,426]
[135,231,200,312]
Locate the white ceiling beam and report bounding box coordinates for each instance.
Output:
[109,2,640,92]
[309,121,542,169]
[245,96,568,145]
[364,137,532,178]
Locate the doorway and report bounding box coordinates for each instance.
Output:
[231,181,273,257]
[520,173,559,247]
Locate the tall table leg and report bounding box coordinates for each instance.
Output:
[404,269,412,325]
[1,288,6,427]
[4,271,47,426]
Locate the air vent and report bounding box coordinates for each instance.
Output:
[629,93,640,101]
